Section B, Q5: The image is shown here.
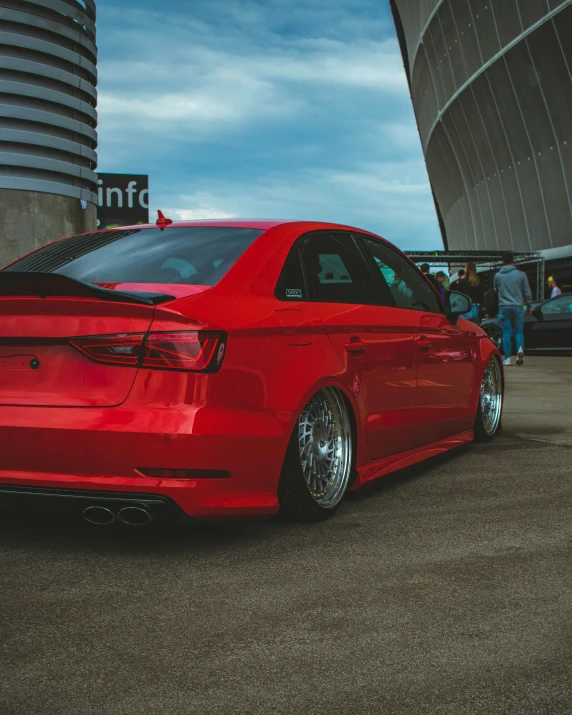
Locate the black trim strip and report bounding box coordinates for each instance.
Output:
[0,272,174,305]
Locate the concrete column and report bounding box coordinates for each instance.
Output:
[0,0,98,266]
[0,190,97,267]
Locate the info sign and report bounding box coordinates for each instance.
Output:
[97,174,150,229]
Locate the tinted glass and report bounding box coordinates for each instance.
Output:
[359,236,443,313]
[300,232,377,304]
[5,227,263,286]
[541,296,572,315]
[275,244,306,301]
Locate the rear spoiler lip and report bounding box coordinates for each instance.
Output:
[0,272,175,306]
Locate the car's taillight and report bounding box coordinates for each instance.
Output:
[69,333,145,366]
[143,332,224,371]
[69,331,226,372]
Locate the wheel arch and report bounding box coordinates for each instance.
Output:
[471,339,504,414]
[335,387,360,486]
[285,379,362,477]
[482,320,503,352]
[277,381,359,519]
[474,351,504,441]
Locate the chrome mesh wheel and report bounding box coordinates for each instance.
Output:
[297,387,352,508]
[480,358,502,436]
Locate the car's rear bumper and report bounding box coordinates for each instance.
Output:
[0,403,292,519]
[0,485,191,524]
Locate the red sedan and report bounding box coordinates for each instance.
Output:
[0,219,503,525]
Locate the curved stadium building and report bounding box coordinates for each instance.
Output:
[391,0,572,252]
[0,0,97,266]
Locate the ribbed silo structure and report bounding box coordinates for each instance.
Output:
[0,0,97,266]
[390,0,572,252]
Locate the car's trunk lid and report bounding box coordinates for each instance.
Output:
[0,273,167,407]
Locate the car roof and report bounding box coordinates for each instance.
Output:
[116,218,381,236]
[121,219,294,230]
[1,219,388,273]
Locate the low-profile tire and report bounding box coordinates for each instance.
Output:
[278,386,353,521]
[474,356,503,442]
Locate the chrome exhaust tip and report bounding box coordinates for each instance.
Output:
[117,506,153,526]
[83,505,116,526]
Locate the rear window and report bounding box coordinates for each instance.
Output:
[5,227,264,286]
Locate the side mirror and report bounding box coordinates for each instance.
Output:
[532,306,543,320]
[445,291,471,324]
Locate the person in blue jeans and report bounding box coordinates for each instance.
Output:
[494,253,532,366]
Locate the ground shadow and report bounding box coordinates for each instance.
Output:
[0,444,476,555]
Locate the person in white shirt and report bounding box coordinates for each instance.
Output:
[547,276,561,299]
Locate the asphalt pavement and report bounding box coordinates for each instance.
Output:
[1,357,571,714]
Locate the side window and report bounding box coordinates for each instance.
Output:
[275,244,306,301]
[541,296,572,315]
[358,235,443,313]
[300,232,378,304]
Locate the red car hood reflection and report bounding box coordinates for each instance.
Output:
[94,283,211,299]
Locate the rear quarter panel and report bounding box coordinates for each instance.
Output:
[152,222,364,439]
[477,330,504,412]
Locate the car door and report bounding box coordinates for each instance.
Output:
[298,231,420,461]
[358,237,478,446]
[530,295,572,348]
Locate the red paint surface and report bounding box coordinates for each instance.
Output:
[95,283,211,299]
[0,220,501,518]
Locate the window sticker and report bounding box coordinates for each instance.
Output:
[286,288,303,299]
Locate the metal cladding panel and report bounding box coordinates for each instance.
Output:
[0,0,98,203]
[391,0,572,252]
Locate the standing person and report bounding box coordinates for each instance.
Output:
[435,271,447,299]
[494,253,532,366]
[457,262,482,323]
[450,269,465,292]
[483,284,499,318]
[547,276,561,299]
[420,263,440,292]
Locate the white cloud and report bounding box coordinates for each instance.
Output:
[97,14,405,131]
[163,207,237,221]
[99,92,259,123]
[379,121,424,151]
[151,161,440,249]
[329,162,433,196]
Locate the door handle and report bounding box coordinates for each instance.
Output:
[416,337,432,350]
[345,339,366,354]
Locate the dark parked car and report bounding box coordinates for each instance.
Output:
[481,294,572,353]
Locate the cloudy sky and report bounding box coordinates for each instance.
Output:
[95,0,443,250]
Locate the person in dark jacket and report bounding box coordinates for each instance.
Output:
[420,263,440,293]
[450,269,465,293]
[483,285,499,317]
[435,271,447,299]
[456,262,483,323]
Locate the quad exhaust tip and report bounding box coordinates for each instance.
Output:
[117,506,153,526]
[83,505,116,526]
[82,505,153,526]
